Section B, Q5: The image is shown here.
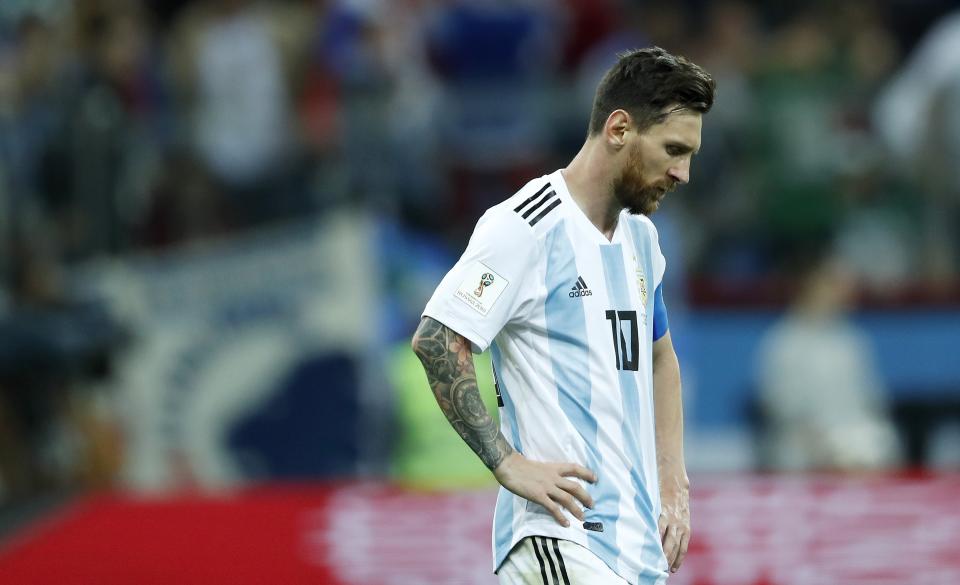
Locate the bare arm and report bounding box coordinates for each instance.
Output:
[411,316,596,525]
[653,331,689,573]
[410,316,514,470]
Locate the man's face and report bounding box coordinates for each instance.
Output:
[612,109,702,215]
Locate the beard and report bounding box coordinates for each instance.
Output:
[612,147,674,216]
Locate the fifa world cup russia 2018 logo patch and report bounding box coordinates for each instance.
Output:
[475,273,495,297]
[455,262,507,316]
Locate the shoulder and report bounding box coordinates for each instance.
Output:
[481,174,565,241]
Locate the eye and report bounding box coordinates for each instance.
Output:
[665,145,684,156]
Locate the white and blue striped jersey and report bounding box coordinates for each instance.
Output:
[423,169,671,584]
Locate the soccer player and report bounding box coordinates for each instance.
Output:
[412,47,715,584]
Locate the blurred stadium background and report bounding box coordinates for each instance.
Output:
[0,0,959,583]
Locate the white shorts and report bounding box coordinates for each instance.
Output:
[497,536,629,585]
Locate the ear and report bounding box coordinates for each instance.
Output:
[604,109,632,149]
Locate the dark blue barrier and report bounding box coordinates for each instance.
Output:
[228,353,361,479]
[684,310,960,428]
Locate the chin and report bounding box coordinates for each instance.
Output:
[614,181,663,216]
[626,198,660,216]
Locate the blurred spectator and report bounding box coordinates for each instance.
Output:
[137,151,230,248]
[169,0,312,227]
[573,1,650,124]
[749,8,851,269]
[875,10,960,285]
[681,0,762,279]
[556,0,618,71]
[379,0,446,225]
[834,168,921,295]
[874,10,960,172]
[310,0,445,220]
[0,14,67,278]
[0,3,136,505]
[426,0,561,239]
[33,1,169,260]
[555,2,650,169]
[755,253,902,471]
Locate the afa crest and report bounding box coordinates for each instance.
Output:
[634,254,648,305]
[634,254,648,325]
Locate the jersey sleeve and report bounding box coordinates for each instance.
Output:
[652,283,669,341]
[647,218,669,341]
[648,219,667,289]
[422,208,539,353]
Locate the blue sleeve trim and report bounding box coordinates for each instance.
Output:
[652,283,669,341]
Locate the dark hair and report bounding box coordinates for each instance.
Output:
[588,47,716,136]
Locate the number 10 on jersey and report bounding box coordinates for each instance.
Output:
[605,310,639,371]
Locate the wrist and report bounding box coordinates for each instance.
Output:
[658,457,687,477]
[658,466,689,490]
[492,451,522,482]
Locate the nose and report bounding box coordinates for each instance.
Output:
[668,159,690,184]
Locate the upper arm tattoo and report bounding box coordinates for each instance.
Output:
[411,317,514,470]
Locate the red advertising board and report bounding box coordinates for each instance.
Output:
[1,476,958,585]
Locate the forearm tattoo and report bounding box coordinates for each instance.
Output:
[412,317,514,470]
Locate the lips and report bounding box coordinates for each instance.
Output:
[657,183,677,198]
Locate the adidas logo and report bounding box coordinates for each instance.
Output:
[569,276,593,298]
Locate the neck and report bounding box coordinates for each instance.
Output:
[562,138,622,240]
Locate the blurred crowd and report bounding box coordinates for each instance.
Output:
[1,0,959,304]
[1,0,959,501]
